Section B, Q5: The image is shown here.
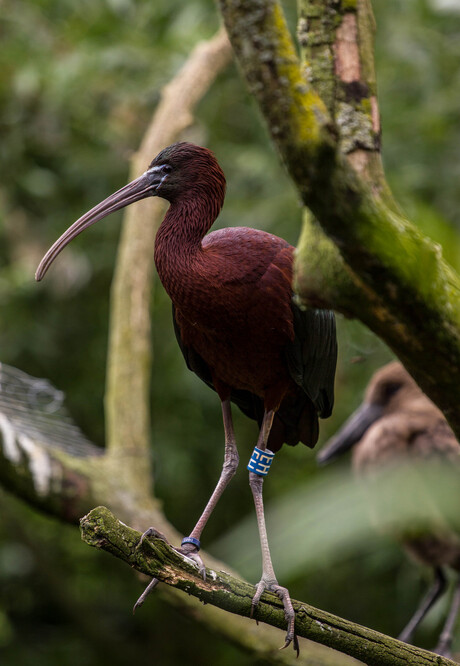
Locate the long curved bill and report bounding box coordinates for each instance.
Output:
[35,172,153,281]
[316,402,383,465]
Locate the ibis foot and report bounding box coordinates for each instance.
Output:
[251,579,299,656]
[137,526,169,548]
[179,540,206,580]
[137,528,205,577]
[133,527,168,613]
[133,577,160,613]
[133,528,207,613]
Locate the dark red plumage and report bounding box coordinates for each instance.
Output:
[35,142,337,652]
[153,147,293,397]
[151,143,336,451]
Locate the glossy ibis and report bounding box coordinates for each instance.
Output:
[318,361,460,657]
[36,142,337,651]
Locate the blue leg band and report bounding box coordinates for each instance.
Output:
[247,446,275,476]
[181,536,201,550]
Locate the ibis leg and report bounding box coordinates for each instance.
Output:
[398,567,446,644]
[434,575,460,658]
[249,410,299,655]
[181,399,239,575]
[134,399,238,612]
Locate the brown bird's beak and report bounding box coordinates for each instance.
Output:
[316,402,383,465]
[35,170,157,281]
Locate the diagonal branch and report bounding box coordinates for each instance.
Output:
[105,27,233,493]
[218,0,460,439]
[81,506,457,666]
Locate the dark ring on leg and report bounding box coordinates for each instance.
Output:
[181,536,201,550]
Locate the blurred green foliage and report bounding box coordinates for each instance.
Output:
[0,0,460,664]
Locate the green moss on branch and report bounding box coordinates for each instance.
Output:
[80,506,456,666]
[219,0,460,438]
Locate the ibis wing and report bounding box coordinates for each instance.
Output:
[172,305,265,425]
[285,303,337,418]
[172,304,214,391]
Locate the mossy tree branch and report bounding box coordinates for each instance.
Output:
[80,506,457,666]
[218,0,460,438]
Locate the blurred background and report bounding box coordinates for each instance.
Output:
[1,0,460,663]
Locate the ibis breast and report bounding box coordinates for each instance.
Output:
[174,227,295,397]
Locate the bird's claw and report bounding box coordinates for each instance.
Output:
[250,580,299,656]
[280,632,300,656]
[133,529,206,613]
[250,580,265,617]
[137,526,169,548]
[133,526,173,613]
[133,577,160,614]
[179,542,206,580]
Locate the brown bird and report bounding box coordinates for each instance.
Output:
[317,361,460,658]
[36,142,337,652]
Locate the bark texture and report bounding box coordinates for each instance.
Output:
[218,0,460,438]
[80,506,457,666]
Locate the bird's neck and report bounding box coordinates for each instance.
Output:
[154,195,220,303]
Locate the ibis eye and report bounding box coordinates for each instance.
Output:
[162,164,172,174]
[384,382,402,399]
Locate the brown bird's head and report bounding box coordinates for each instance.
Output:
[147,142,226,205]
[316,362,423,465]
[35,142,226,281]
[362,361,419,410]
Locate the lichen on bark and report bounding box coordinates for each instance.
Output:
[80,506,457,666]
[219,0,460,439]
